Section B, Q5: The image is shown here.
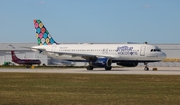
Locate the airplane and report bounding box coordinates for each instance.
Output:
[51,60,75,66]
[11,51,41,67]
[31,19,167,71]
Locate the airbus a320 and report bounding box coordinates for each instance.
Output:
[31,20,166,70]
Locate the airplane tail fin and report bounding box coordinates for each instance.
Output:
[11,51,19,61]
[34,20,57,46]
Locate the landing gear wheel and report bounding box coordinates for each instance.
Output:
[86,66,94,70]
[144,67,149,71]
[105,66,112,70]
[144,62,149,71]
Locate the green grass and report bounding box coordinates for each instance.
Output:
[0,73,180,105]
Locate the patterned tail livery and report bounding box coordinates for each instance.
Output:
[34,20,57,45]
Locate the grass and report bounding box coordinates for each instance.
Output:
[0,73,180,105]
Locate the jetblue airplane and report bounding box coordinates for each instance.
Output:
[31,20,166,70]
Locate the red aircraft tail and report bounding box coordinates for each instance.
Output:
[11,51,20,61]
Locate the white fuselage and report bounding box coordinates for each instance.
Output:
[32,43,166,62]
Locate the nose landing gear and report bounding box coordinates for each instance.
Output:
[144,62,149,71]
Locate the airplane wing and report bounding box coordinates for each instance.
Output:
[21,47,46,53]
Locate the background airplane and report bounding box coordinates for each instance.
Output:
[31,20,166,70]
[11,51,41,67]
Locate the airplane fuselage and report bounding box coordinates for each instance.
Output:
[32,43,166,62]
[12,59,41,65]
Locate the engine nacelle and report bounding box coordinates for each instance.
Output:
[116,62,138,67]
[90,58,112,67]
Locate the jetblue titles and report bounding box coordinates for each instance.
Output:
[116,46,138,55]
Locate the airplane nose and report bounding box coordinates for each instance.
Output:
[159,52,167,60]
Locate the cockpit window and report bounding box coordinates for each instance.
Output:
[150,49,161,52]
[157,49,161,52]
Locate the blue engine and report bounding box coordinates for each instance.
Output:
[90,58,112,67]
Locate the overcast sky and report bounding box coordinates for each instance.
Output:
[0,0,180,44]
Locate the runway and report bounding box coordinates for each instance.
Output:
[0,67,180,75]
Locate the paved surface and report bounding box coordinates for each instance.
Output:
[0,67,180,75]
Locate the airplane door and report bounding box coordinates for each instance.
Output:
[51,46,56,51]
[106,48,108,54]
[140,46,146,56]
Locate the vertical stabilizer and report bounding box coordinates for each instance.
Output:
[34,20,57,46]
[11,51,19,61]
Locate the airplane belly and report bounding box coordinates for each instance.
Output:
[118,55,138,60]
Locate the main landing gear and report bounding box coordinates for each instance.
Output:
[144,62,149,71]
[86,66,94,70]
[105,66,112,70]
[86,65,112,71]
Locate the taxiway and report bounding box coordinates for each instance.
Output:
[0,67,180,75]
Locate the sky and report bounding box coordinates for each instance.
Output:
[0,0,180,44]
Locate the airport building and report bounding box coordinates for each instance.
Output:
[0,43,48,65]
[0,43,180,66]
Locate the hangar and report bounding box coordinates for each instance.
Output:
[0,43,180,66]
[0,43,48,65]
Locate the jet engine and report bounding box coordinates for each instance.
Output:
[116,62,138,67]
[90,58,112,67]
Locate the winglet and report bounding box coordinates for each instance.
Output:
[34,20,57,46]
